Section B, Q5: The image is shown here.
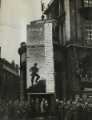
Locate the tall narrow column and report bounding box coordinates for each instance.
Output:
[18,42,26,101]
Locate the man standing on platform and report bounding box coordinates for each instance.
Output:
[29,63,40,86]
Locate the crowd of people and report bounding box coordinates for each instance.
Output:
[0,98,50,120]
[56,94,92,120]
[0,94,92,120]
[0,99,32,120]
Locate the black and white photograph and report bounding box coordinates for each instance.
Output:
[0,0,92,120]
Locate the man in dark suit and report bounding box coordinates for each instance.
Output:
[30,63,40,86]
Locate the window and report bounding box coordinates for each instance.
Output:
[82,0,92,7]
[84,20,92,41]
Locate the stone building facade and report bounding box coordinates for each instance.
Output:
[0,58,20,100]
[44,0,92,99]
[26,20,56,112]
[26,20,55,93]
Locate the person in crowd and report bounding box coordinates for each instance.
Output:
[40,98,45,113]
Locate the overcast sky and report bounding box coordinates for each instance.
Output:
[0,0,50,64]
[30,0,50,20]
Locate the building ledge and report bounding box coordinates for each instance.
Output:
[81,81,92,88]
[66,40,92,49]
